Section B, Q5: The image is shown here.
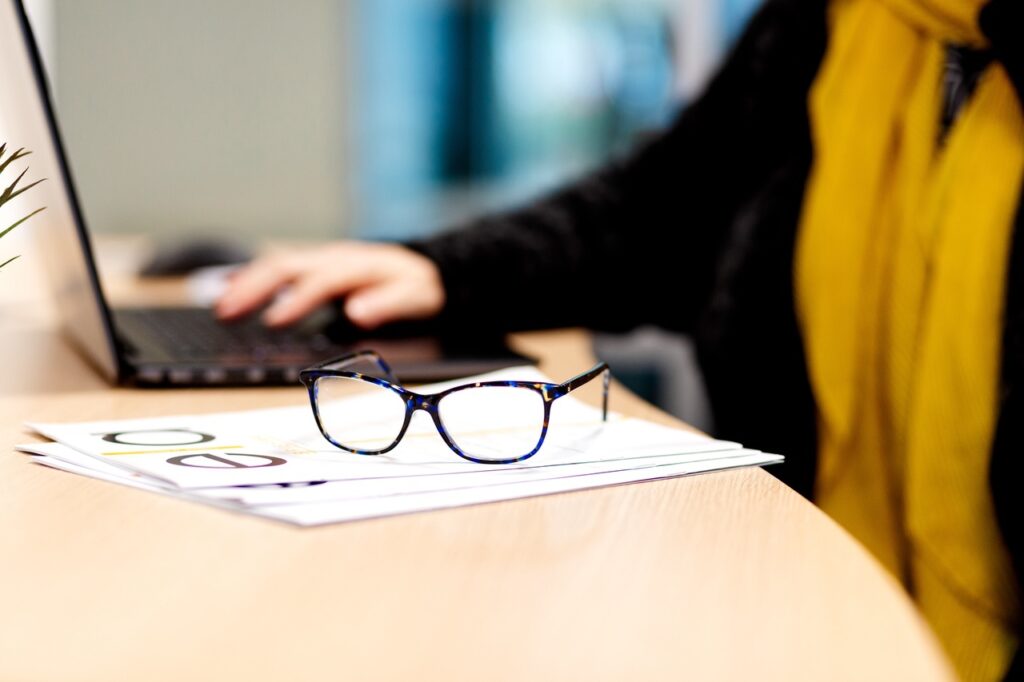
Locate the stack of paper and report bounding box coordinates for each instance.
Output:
[17,367,782,525]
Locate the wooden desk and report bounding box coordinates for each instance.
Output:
[0,244,954,681]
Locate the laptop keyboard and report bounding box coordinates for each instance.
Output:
[115,307,335,361]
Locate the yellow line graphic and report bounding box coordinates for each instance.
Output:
[101,444,244,456]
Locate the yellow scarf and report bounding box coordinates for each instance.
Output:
[795,0,1024,678]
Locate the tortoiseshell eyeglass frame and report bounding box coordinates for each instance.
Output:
[299,349,611,464]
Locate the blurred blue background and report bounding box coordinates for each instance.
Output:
[353,0,762,240]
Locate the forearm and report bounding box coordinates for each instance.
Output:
[408,142,701,334]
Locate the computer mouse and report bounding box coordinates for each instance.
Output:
[140,238,253,277]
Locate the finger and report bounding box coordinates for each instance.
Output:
[261,268,374,327]
[215,258,298,319]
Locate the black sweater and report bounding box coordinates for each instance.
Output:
[410,0,1024,671]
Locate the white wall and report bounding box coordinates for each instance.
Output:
[46,0,352,240]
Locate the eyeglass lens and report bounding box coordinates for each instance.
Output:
[315,376,407,452]
[438,386,546,462]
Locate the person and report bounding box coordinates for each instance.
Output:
[217,0,1023,677]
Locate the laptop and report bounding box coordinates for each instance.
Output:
[0,0,530,386]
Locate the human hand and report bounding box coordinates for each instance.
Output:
[215,241,445,329]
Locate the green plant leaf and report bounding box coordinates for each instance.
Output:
[0,146,30,176]
[3,176,46,205]
[0,206,46,241]
[0,144,46,272]
[0,167,45,209]
[0,166,28,204]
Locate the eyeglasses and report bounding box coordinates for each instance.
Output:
[299,350,610,464]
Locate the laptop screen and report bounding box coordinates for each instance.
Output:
[0,0,121,381]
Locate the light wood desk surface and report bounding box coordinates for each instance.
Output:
[0,244,954,681]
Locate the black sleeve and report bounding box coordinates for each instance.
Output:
[406,0,827,335]
[981,0,1024,102]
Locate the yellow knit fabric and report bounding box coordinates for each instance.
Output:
[794,0,1024,679]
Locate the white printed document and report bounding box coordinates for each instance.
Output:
[19,367,782,525]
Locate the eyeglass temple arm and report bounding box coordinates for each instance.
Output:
[558,362,610,421]
[316,350,400,384]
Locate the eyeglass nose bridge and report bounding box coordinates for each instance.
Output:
[402,391,445,427]
[402,391,477,456]
[404,391,436,409]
